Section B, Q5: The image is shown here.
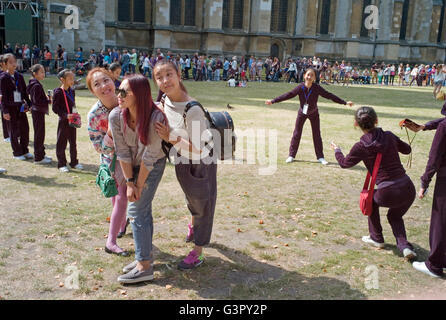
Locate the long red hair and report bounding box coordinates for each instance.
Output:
[123,74,166,146]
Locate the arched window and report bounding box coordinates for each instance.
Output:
[133,0,145,23]
[222,0,230,29]
[271,0,288,33]
[184,0,196,26]
[233,0,244,29]
[319,0,331,35]
[170,0,196,26]
[399,0,410,40]
[118,0,131,22]
[360,0,372,37]
[438,0,446,43]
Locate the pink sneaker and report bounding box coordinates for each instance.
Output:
[178,250,204,270]
[186,223,194,243]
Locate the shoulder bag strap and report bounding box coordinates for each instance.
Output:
[61,89,70,114]
[368,153,382,194]
[110,153,117,174]
[183,101,211,128]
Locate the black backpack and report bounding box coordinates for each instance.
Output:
[161,95,236,161]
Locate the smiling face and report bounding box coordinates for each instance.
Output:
[154,64,181,96]
[61,72,75,88]
[304,69,316,83]
[117,79,135,110]
[91,71,115,101]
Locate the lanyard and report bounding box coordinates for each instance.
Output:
[64,89,74,103]
[303,87,313,105]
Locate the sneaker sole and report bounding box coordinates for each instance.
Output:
[178,260,204,271]
[118,274,154,284]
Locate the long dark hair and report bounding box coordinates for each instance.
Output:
[123,74,165,146]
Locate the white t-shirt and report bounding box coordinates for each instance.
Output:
[228,79,236,87]
[434,70,446,82]
[143,57,150,68]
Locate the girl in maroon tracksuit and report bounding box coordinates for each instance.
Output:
[0,54,32,160]
[0,55,11,142]
[266,68,354,165]
[27,64,52,164]
[331,106,417,260]
[52,69,82,172]
[412,111,446,278]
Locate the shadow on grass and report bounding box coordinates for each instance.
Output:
[0,174,73,188]
[289,160,368,172]
[384,243,431,262]
[121,243,367,299]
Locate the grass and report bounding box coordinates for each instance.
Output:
[0,75,444,299]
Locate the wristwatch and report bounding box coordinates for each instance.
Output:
[125,177,135,184]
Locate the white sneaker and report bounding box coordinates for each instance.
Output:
[72,163,84,170]
[412,262,441,278]
[59,166,70,173]
[318,158,329,165]
[0,168,6,174]
[4,138,10,143]
[35,157,52,164]
[23,153,34,160]
[13,155,26,161]
[362,235,385,249]
[285,157,294,163]
[403,248,417,260]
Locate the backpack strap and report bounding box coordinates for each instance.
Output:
[183,101,212,127]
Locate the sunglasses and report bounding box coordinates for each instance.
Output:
[115,88,130,98]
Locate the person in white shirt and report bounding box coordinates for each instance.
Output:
[433,64,446,98]
[410,65,419,86]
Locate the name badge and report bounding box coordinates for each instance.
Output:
[303,104,309,115]
[14,91,22,103]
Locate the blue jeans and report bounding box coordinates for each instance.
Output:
[127,158,166,262]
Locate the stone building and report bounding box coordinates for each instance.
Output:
[2,0,446,63]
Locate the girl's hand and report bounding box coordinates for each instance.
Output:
[265,100,273,105]
[330,141,339,150]
[346,101,354,107]
[155,122,170,142]
[418,188,427,199]
[3,113,10,121]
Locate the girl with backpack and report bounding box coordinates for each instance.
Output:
[265,68,354,165]
[330,106,416,260]
[153,59,217,271]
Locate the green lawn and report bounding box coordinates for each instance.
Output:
[0,75,444,300]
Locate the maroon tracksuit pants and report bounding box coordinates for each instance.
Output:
[1,111,10,139]
[56,119,78,168]
[368,175,415,252]
[426,174,446,276]
[32,111,46,162]
[9,108,29,157]
[289,111,324,159]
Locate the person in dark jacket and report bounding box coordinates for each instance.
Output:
[331,106,417,260]
[413,115,446,278]
[0,54,32,160]
[266,68,354,165]
[0,54,11,142]
[27,64,52,164]
[52,69,83,172]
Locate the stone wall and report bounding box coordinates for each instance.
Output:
[37,0,446,64]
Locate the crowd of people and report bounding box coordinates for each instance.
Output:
[0,46,445,284]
